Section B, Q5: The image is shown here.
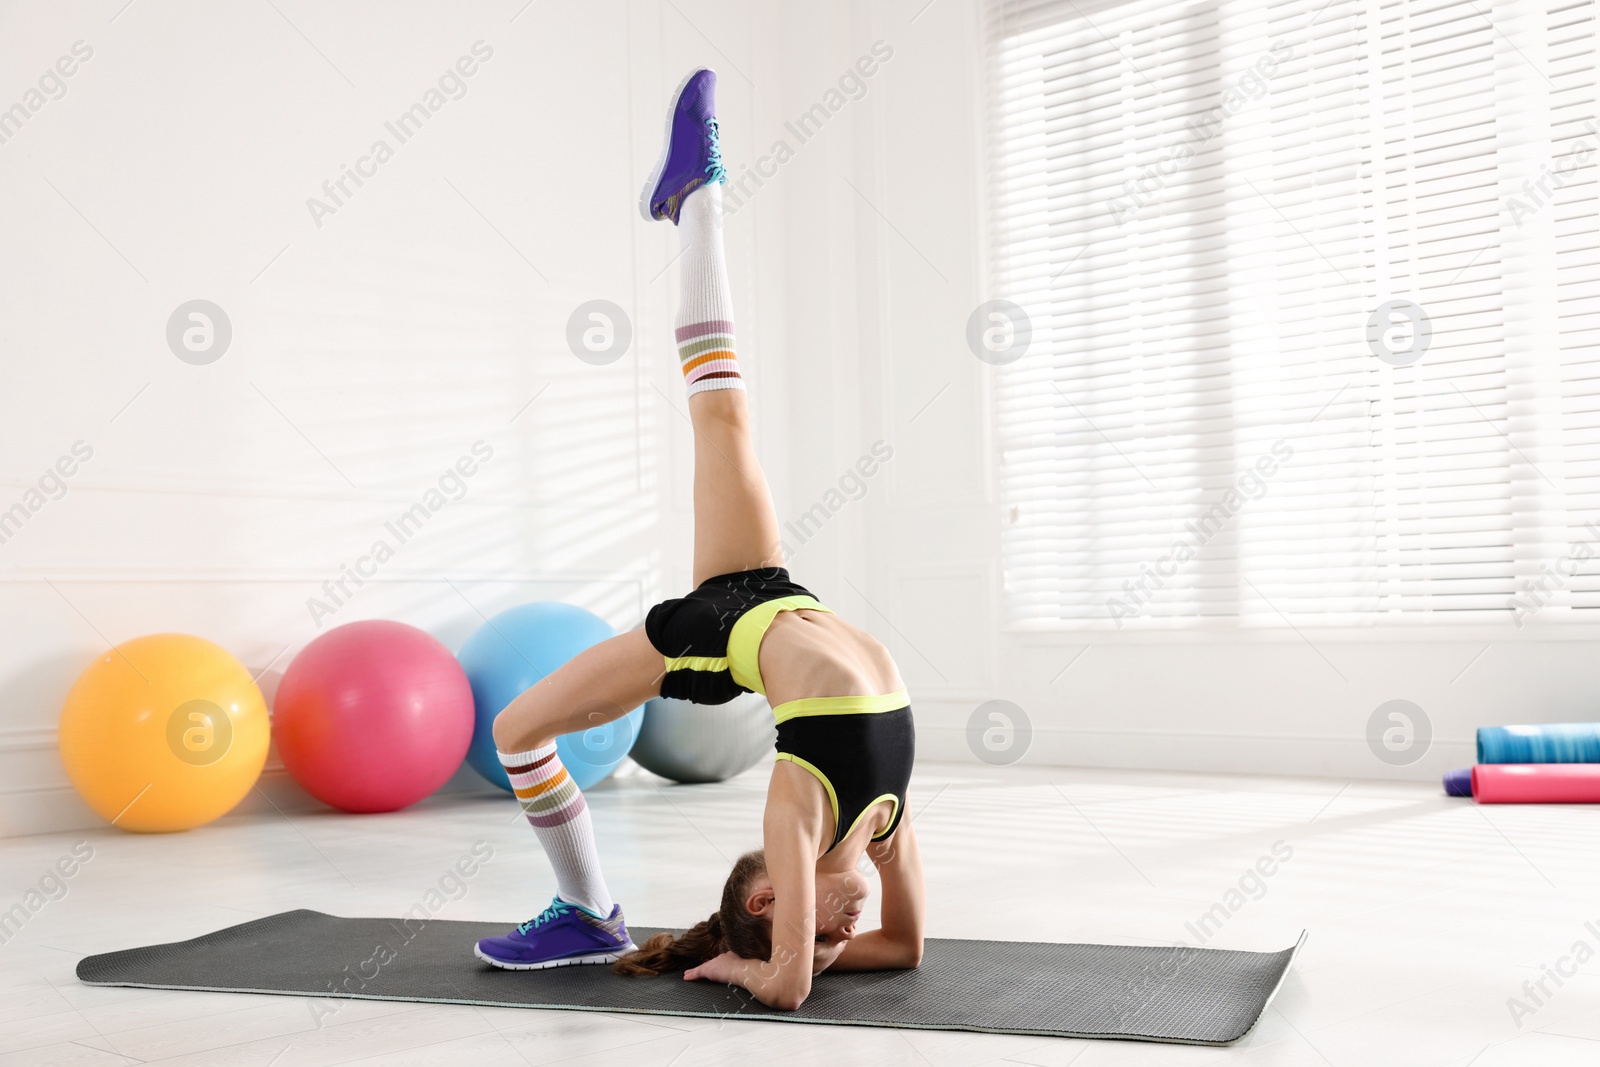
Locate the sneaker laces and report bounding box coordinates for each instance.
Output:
[704,118,727,184]
[516,899,573,936]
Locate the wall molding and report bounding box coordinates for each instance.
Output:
[0,474,659,509]
[892,562,996,697]
[911,720,1475,784]
[0,727,57,756]
[0,567,654,585]
[3,729,1474,839]
[0,764,503,837]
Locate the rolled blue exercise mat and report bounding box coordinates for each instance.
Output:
[1443,767,1473,797]
[1477,723,1600,765]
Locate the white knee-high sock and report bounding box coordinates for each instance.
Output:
[500,744,615,918]
[675,184,743,396]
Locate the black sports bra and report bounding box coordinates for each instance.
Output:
[772,694,915,853]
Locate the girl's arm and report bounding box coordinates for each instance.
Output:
[831,812,925,971]
[684,771,824,1009]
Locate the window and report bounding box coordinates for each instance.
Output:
[986,0,1600,630]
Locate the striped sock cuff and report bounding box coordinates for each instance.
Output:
[499,745,558,777]
[500,744,587,827]
[687,375,746,395]
[676,319,744,395]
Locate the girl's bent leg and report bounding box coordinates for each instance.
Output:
[492,628,662,752]
[490,629,661,919]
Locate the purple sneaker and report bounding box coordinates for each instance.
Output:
[474,898,636,970]
[639,67,726,224]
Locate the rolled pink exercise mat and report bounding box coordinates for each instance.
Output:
[1472,764,1600,804]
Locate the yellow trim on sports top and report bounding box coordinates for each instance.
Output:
[770,690,910,725]
[844,792,902,843]
[773,753,902,845]
[773,751,838,832]
[661,654,728,673]
[726,594,833,694]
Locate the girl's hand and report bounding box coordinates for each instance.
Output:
[683,951,743,984]
[686,949,809,1010]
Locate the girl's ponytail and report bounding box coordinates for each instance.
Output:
[613,850,772,976]
[612,912,724,976]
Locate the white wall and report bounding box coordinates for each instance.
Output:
[6,0,1594,837]
[0,0,796,835]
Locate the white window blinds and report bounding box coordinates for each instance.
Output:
[985,0,1600,629]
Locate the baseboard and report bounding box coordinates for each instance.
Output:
[911,718,1474,783]
[0,727,57,754]
[0,759,505,839]
[1,717,1468,838]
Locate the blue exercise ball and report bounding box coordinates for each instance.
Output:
[458,602,644,792]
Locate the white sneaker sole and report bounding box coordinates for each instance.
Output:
[473,941,638,971]
[638,67,708,223]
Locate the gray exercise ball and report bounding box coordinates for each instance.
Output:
[631,691,775,783]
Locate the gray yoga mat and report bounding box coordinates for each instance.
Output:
[76,910,1303,1045]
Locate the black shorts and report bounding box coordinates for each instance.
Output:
[646,567,916,852]
[643,567,828,704]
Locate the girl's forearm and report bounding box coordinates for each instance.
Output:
[735,952,812,1010]
[832,928,923,971]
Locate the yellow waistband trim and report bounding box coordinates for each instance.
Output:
[661,654,728,673]
[726,595,833,695]
[773,752,839,835]
[770,690,911,725]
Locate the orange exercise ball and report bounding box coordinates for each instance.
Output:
[59,634,270,832]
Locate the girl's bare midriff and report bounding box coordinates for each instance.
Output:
[758,609,904,711]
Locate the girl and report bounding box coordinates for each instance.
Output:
[474,68,924,1011]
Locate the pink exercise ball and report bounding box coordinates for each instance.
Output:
[273,620,473,813]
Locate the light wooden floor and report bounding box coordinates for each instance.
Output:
[3,761,1598,1066]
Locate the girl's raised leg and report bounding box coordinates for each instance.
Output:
[673,182,784,584]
